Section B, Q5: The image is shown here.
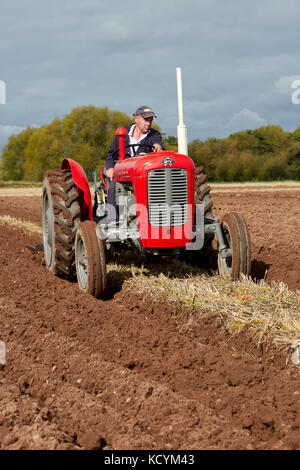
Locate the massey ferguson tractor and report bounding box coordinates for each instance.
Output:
[42,70,251,299]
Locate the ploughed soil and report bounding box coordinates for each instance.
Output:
[0,185,300,450]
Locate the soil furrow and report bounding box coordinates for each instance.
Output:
[0,188,300,449]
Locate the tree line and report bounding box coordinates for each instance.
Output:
[188,126,300,181]
[0,105,300,181]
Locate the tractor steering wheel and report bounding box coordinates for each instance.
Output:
[126,144,155,155]
[112,144,155,160]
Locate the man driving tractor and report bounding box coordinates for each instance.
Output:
[105,105,165,223]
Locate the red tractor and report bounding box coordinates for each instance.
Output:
[42,127,251,298]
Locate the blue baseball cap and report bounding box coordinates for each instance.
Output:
[133,106,157,118]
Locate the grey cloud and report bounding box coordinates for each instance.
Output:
[1,0,300,154]
[227,108,266,131]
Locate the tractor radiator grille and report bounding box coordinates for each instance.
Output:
[147,168,188,226]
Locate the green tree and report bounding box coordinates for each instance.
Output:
[23,118,63,181]
[2,105,300,182]
[61,106,132,179]
[163,135,178,152]
[0,126,37,180]
[251,126,291,154]
[257,153,290,180]
[227,130,260,154]
[292,126,300,142]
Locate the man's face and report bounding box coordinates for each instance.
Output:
[134,114,153,134]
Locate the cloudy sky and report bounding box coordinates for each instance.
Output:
[1,0,300,153]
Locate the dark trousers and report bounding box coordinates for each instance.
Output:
[107,179,118,222]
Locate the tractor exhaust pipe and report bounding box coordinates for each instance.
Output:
[176,67,188,155]
[115,127,127,161]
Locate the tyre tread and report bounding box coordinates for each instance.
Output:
[42,169,81,278]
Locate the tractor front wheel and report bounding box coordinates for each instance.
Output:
[75,220,107,298]
[217,213,251,279]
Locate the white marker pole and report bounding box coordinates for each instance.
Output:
[176,67,188,155]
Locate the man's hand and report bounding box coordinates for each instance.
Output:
[106,167,114,180]
[152,143,162,152]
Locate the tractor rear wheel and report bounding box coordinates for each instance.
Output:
[42,169,81,277]
[75,220,107,298]
[217,213,251,279]
[192,166,214,263]
[194,166,213,217]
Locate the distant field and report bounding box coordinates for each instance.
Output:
[0,181,299,197]
[211,181,300,193]
[0,187,43,197]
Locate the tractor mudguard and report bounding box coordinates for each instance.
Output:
[61,158,92,221]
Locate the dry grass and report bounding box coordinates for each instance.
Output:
[0,215,42,234]
[0,214,299,348]
[108,254,300,347]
